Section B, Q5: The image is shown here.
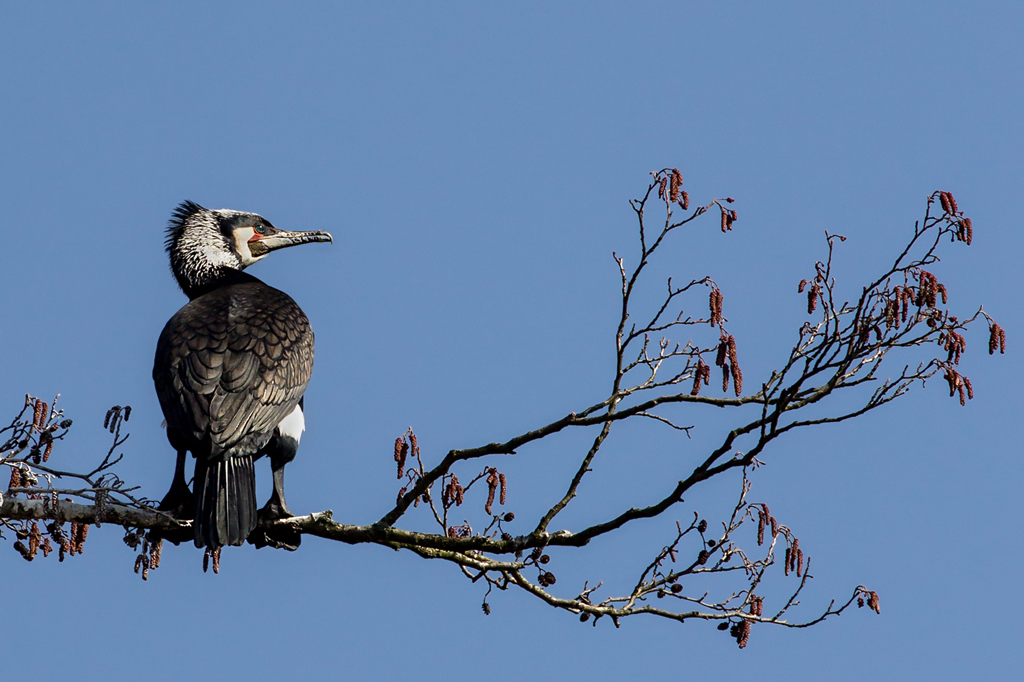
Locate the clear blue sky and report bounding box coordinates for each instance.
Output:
[2,2,1020,680]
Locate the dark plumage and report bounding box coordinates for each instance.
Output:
[153,201,331,549]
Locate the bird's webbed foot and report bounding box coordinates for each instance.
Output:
[158,482,195,517]
[155,483,196,546]
[250,494,301,550]
[258,496,294,523]
[158,480,193,531]
[248,520,301,551]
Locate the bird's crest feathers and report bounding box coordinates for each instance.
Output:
[165,200,209,254]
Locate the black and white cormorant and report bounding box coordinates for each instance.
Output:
[153,201,331,549]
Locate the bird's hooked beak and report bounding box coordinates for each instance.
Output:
[248,229,333,258]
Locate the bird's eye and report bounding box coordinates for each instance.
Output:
[254,224,266,235]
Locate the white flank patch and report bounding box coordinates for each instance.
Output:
[278,404,305,443]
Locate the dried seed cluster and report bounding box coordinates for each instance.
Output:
[668,169,682,203]
[483,467,509,515]
[392,429,420,480]
[102,405,131,433]
[754,503,778,546]
[32,399,48,431]
[806,279,822,314]
[883,285,915,330]
[989,322,1006,355]
[709,287,724,327]
[690,359,711,396]
[394,437,408,479]
[938,191,959,215]
[14,514,90,563]
[729,619,751,649]
[124,529,164,580]
[715,334,743,396]
[656,169,689,210]
[866,590,881,614]
[858,590,881,614]
[485,468,499,515]
[8,465,21,491]
[202,546,222,574]
[784,537,804,577]
[955,217,973,245]
[443,474,465,508]
[942,365,974,406]
[939,328,967,365]
[720,205,738,233]
[915,271,946,309]
[68,521,89,556]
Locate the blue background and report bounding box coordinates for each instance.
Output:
[2,2,1020,679]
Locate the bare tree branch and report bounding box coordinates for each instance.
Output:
[0,176,992,646]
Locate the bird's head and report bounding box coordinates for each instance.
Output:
[165,201,332,297]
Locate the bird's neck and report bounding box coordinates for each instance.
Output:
[175,264,261,300]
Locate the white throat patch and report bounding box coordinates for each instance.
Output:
[233,226,267,267]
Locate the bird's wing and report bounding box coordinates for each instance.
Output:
[154,282,314,460]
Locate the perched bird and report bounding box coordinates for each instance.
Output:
[153,201,331,549]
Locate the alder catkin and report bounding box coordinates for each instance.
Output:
[669,169,682,203]
[715,337,728,366]
[485,469,498,515]
[736,619,751,649]
[989,323,1005,355]
[151,539,163,569]
[394,437,408,480]
[867,590,881,614]
[808,282,820,314]
[731,362,743,396]
[939,192,952,214]
[709,288,723,327]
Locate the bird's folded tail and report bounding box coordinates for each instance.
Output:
[193,455,256,549]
